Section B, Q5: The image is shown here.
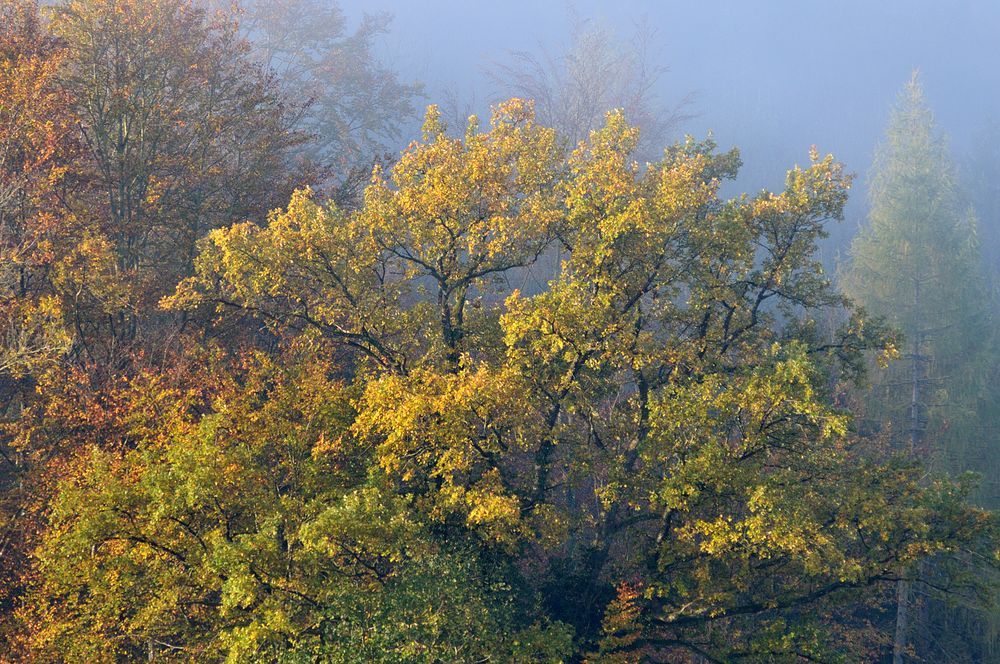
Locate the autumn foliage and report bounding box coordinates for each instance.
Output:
[0,1,996,662]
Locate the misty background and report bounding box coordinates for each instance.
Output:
[338,0,1000,255]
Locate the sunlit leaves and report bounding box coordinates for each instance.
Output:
[25,99,998,662]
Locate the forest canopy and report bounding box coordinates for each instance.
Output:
[0,1,998,663]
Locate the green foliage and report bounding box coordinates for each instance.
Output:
[26,350,571,662]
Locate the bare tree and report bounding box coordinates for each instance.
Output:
[224,0,423,205]
[488,15,694,161]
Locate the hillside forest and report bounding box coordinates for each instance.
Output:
[1,1,1000,662]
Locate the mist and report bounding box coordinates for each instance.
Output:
[345,0,1000,245]
[3,1,1000,662]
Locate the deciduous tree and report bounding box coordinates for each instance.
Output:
[488,17,692,161]
[50,0,308,367]
[22,102,990,661]
[230,0,422,205]
[0,2,78,651]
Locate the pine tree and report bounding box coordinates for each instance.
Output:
[844,72,1000,663]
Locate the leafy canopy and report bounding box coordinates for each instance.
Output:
[25,100,998,662]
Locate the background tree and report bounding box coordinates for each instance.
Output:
[963,118,1000,281]
[843,72,1000,663]
[228,0,422,206]
[488,16,693,162]
[50,0,308,368]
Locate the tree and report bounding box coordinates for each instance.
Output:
[843,73,1000,663]
[228,0,423,205]
[0,1,78,652]
[0,2,314,654]
[485,16,693,286]
[963,118,1000,281]
[21,347,572,662]
[488,17,692,161]
[22,101,995,662]
[0,0,75,378]
[49,0,309,367]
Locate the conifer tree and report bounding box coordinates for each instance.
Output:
[844,72,1000,663]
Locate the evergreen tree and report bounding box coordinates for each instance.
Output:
[843,72,1000,663]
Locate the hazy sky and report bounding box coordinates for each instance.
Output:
[339,0,1000,244]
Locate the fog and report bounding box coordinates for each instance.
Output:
[342,0,1000,249]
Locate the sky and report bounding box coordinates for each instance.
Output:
[337,0,1000,248]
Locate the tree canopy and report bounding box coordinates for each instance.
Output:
[17,99,995,662]
[0,3,997,662]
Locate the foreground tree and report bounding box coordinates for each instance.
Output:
[20,101,996,662]
[843,74,1000,663]
[0,1,315,654]
[0,0,79,652]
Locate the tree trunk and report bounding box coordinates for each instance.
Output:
[894,577,909,664]
[895,278,925,663]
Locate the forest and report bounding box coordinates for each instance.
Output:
[1,0,1000,661]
